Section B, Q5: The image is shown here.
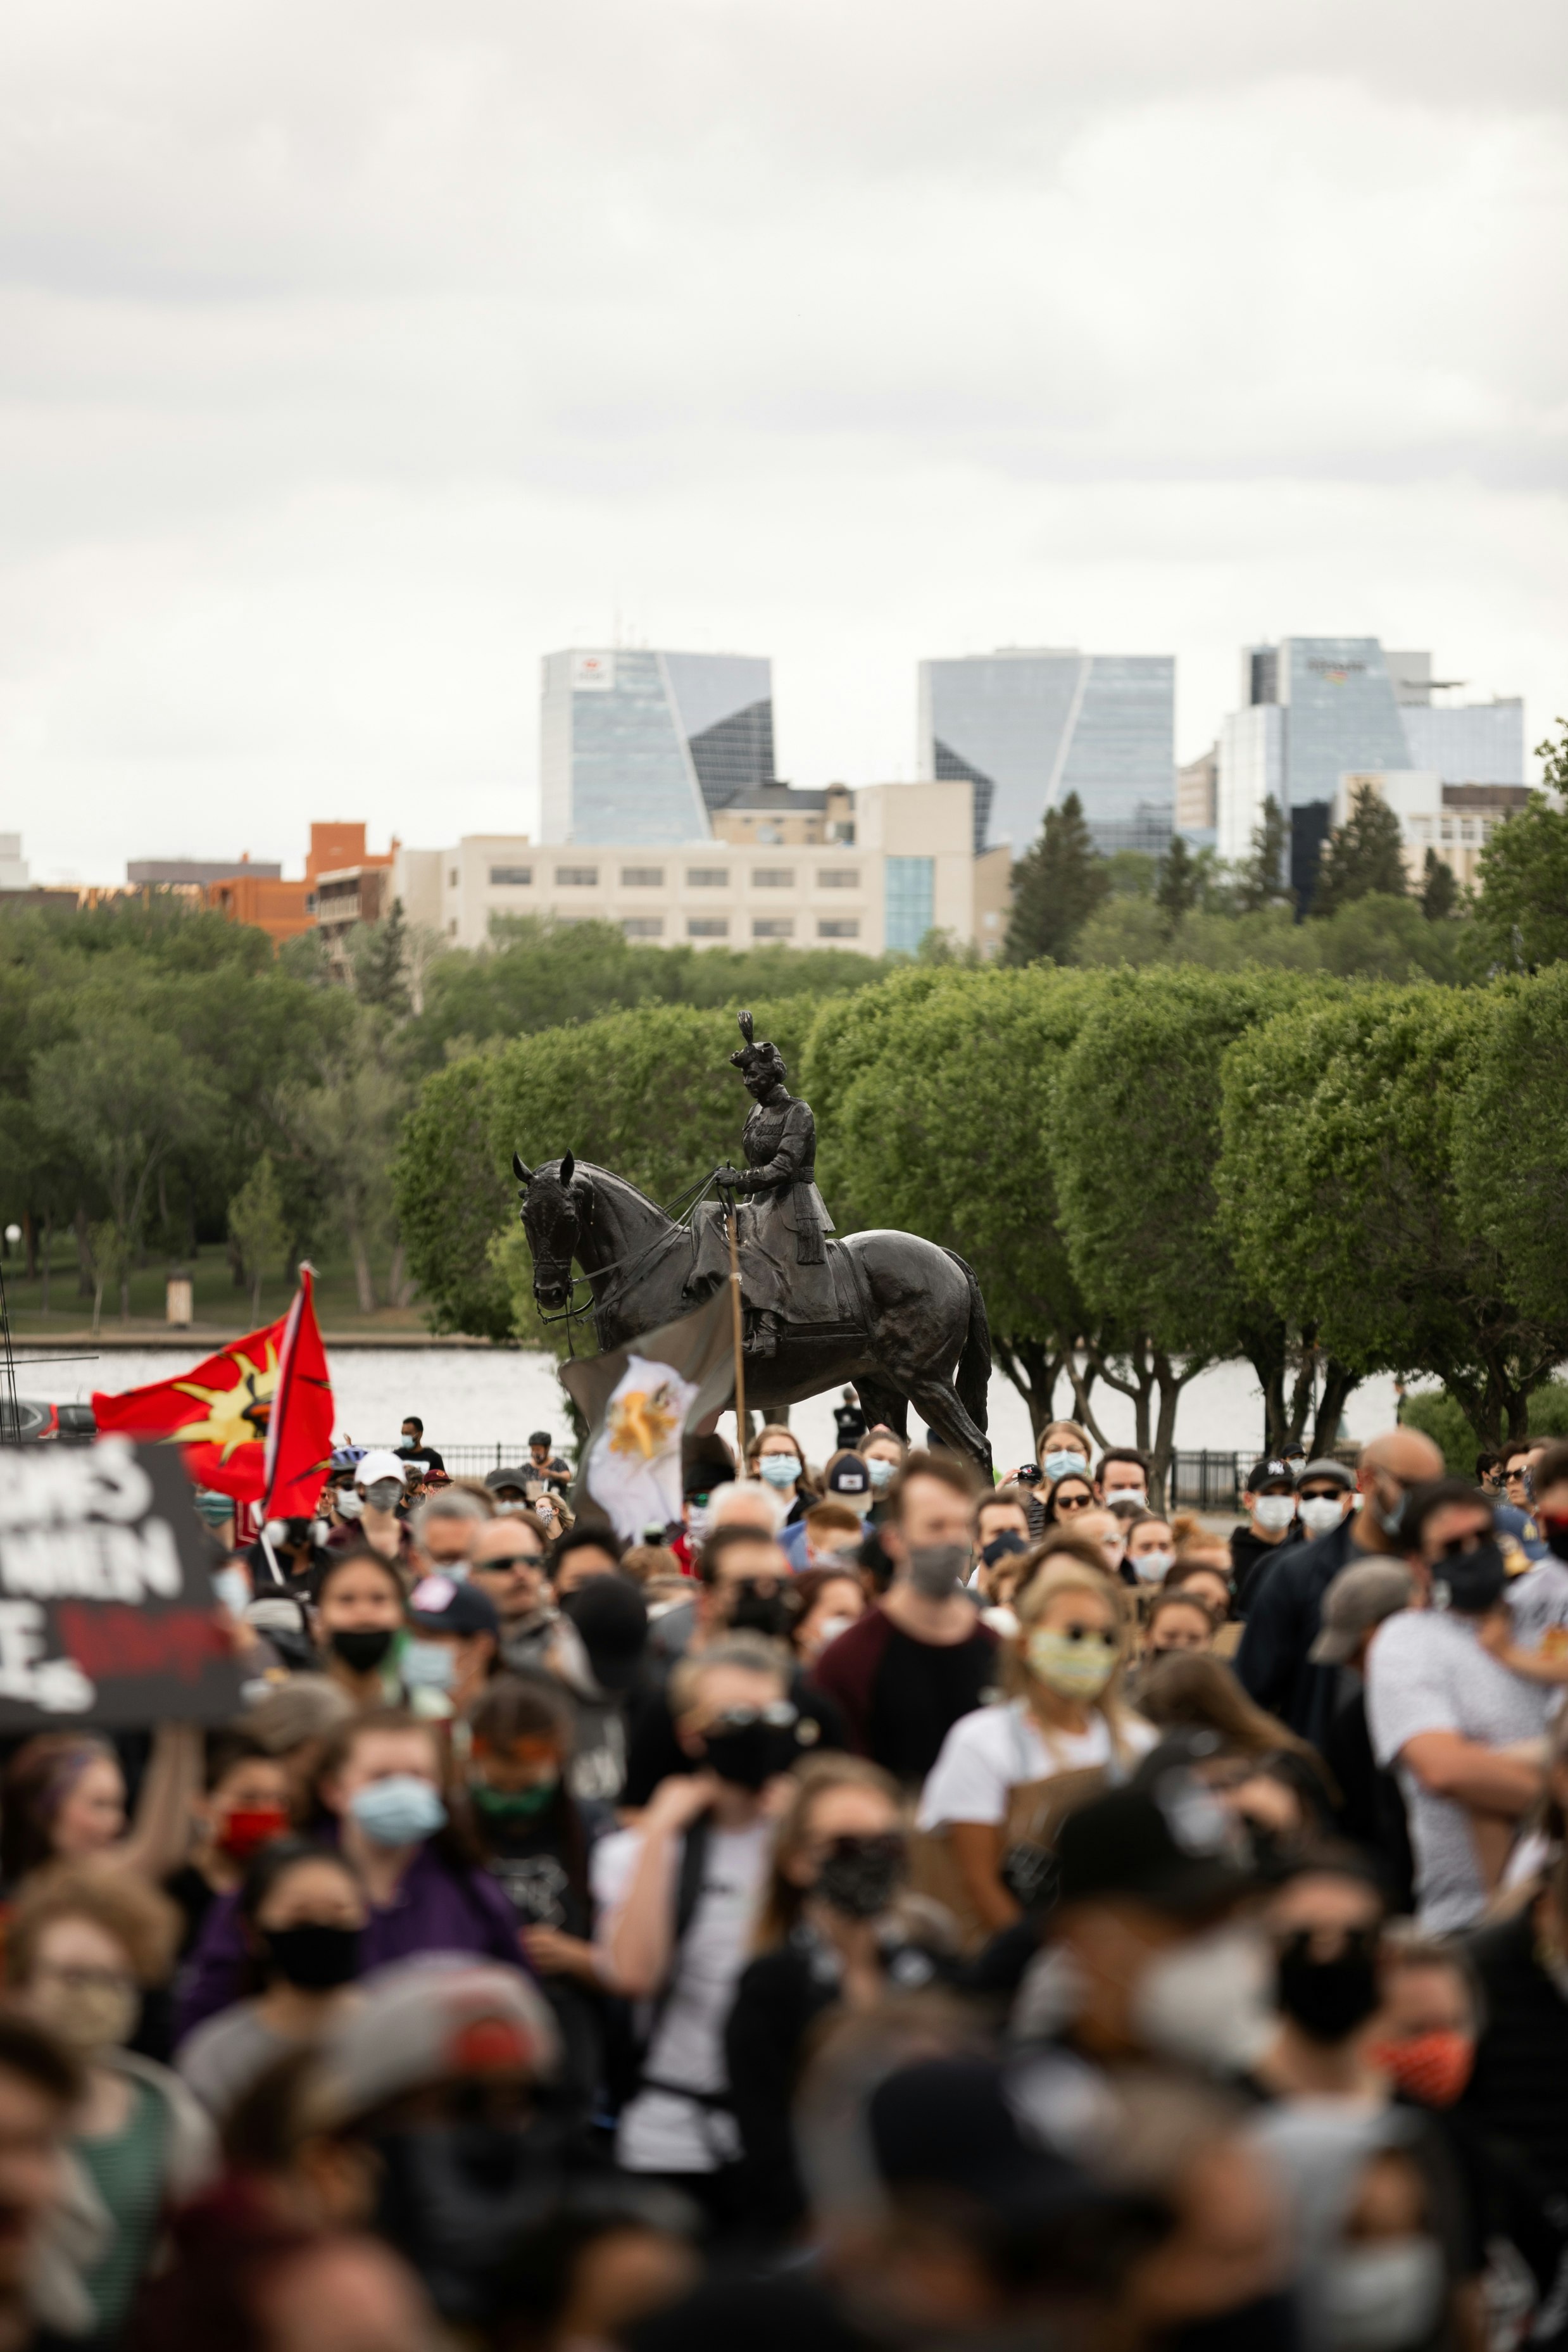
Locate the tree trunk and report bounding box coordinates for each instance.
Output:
[993,1333,1066,1450]
[1148,1349,1211,1514]
[348,1224,378,1315]
[75,1205,94,1300]
[252,1273,263,1321]
[229,1233,248,1290]
[387,1238,415,1311]
[39,1218,51,1319]
[22,1212,36,1281]
[120,1262,131,1322]
[92,1278,104,1337]
[1310,1361,1359,1458]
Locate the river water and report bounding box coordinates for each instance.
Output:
[16,1344,1403,1471]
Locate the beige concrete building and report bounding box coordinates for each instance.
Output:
[1335,770,1530,890]
[394,781,1012,959]
[1176,745,1217,833]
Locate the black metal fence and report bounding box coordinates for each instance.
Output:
[419,1443,559,1477]
[1167,1451,1244,1512]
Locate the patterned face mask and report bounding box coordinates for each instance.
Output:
[1025,1625,1117,1699]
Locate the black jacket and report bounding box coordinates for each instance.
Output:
[1462,1904,1568,2201]
[1232,1515,1360,1749]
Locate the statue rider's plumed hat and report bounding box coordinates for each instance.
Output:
[729,1010,787,1087]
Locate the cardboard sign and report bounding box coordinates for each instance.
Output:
[0,1438,246,1727]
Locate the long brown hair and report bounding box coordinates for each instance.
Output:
[0,1735,118,1889]
[1133,1653,1317,1761]
[752,1754,903,1954]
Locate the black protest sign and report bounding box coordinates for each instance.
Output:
[0,1438,245,1727]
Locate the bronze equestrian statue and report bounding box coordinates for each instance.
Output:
[511,1012,992,1468]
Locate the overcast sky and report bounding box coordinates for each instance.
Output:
[3,0,1564,881]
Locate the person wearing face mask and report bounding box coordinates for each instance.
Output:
[311,1549,410,1709]
[860,1429,905,1522]
[724,1756,951,2242]
[811,1452,999,1789]
[7,1867,217,2342]
[1093,1447,1150,1512]
[1124,1509,1178,1591]
[177,1710,525,2041]
[1237,1429,1445,1748]
[163,1731,292,1966]
[174,1840,367,2122]
[462,1672,615,2114]
[1310,1562,1419,1913]
[243,1512,332,1596]
[789,1568,867,1666]
[593,1643,803,2225]
[746,1429,813,1526]
[1139,1590,1218,1664]
[917,1548,1157,1946]
[1038,1420,1093,1494]
[403,1574,501,1720]
[622,1528,844,1806]
[1230,1459,1301,1611]
[1366,1480,1549,1931]
[325,1450,414,1568]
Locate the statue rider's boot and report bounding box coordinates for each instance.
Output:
[745,1311,779,1359]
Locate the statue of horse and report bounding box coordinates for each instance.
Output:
[513,1152,993,1469]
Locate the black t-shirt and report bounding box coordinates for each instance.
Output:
[1230,1523,1288,1615]
[867,1625,999,1784]
[398,1442,446,1473]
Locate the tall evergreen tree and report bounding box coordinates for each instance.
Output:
[1155,834,1199,932]
[1234,798,1291,914]
[1310,783,1407,917]
[1419,847,1460,922]
[1003,793,1108,965]
[351,899,412,1016]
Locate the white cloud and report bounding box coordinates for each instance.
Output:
[0,0,1562,877]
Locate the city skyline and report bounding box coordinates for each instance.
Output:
[0,3,1561,884]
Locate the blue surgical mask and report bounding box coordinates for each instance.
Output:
[349,1775,448,1847]
[866,1457,895,1491]
[402,1640,458,1692]
[758,1454,799,1490]
[1043,1449,1089,1483]
[213,1566,251,1619]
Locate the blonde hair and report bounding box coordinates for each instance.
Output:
[1008,1554,1139,1761]
[752,1754,903,1953]
[1038,1420,1092,1459]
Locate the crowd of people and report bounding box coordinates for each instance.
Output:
[0,1400,1565,2351]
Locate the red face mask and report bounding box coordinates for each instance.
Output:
[1367,2030,1474,2108]
[219,1808,291,1864]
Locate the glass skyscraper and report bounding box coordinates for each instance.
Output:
[917,650,1176,856]
[540,650,776,844]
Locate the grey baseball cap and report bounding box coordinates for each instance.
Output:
[1308,1559,1414,1663]
[1298,1457,1356,1492]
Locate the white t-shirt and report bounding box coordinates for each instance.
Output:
[1366,1606,1552,1932]
[591,1816,772,2174]
[1505,1558,1568,1653]
[917,1698,1157,1831]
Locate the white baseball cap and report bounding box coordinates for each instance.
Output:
[354,1449,408,1488]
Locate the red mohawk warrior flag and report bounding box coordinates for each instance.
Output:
[92,1268,335,1517]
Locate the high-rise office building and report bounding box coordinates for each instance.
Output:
[1217,638,1526,903]
[540,649,775,845]
[917,650,1176,857]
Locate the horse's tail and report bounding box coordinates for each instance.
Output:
[944,1250,991,1440]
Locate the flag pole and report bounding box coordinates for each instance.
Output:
[724,1188,748,1478]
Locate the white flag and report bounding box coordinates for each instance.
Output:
[582,1354,699,1542]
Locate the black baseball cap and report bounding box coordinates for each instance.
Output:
[1244,1457,1297,1494]
[1053,1780,1253,1916]
[827,1454,870,1498]
[408,1575,501,1639]
[867,2057,1101,2225]
[484,1466,531,1494]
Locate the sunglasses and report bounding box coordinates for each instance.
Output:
[1055,1492,1093,1512]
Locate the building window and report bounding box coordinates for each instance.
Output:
[620,866,664,887]
[686,867,729,887]
[884,855,935,955]
[817,868,861,889]
[817,918,860,939]
[752,868,794,888]
[622,917,664,938]
[489,865,532,886]
[687,917,729,938]
[555,866,599,886]
[752,918,794,939]
[448,869,458,888]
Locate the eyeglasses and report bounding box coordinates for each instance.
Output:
[476,1554,543,1573]
[1055,1492,1093,1512]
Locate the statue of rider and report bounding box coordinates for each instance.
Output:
[712,1011,836,1357]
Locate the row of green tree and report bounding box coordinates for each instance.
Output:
[1003,722,1568,980]
[0,896,901,1323]
[395,958,1568,1495]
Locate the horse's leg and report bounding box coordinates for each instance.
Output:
[903,1373,993,1475]
[855,1378,908,1444]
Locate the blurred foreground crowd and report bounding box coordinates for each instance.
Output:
[0,1404,1565,2352]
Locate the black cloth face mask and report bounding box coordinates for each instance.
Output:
[1433,1538,1507,1617]
[728,1585,796,1640]
[701,1709,798,1789]
[1276,1927,1381,2044]
[262,1923,362,1990]
[329,1626,396,1673]
[816,1832,906,1921]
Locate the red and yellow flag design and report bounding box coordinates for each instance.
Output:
[92,1269,335,1516]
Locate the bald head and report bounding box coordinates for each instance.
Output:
[1360,1430,1445,1485]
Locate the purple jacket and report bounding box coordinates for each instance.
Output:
[175,1838,526,2044]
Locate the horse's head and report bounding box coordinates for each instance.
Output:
[512,1150,594,1310]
